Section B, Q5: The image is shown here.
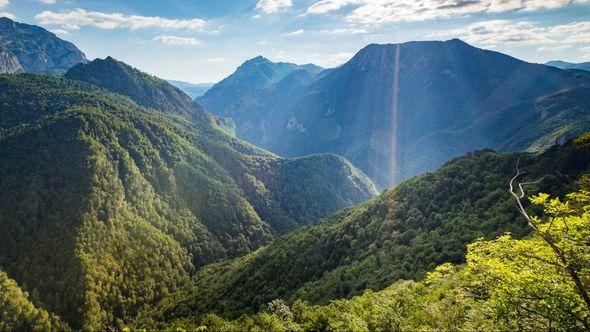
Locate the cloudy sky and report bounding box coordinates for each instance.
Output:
[2,0,589,83]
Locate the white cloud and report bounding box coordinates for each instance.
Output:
[537,45,571,51]
[307,0,360,14]
[38,0,56,4]
[152,35,200,46]
[0,12,15,19]
[0,0,8,9]
[320,27,368,34]
[429,19,590,51]
[255,0,293,14]
[35,9,207,31]
[287,28,304,36]
[51,29,69,35]
[306,0,584,23]
[319,51,355,66]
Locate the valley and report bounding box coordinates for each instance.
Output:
[0,13,589,331]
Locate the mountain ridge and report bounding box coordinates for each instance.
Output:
[199,39,590,188]
[0,68,376,329]
[148,139,590,324]
[0,17,88,75]
[545,60,590,72]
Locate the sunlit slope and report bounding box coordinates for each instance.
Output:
[150,141,590,322]
[0,73,377,330]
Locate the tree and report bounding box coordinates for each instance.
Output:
[459,165,590,330]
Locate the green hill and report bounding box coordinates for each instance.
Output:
[148,141,590,324]
[0,72,376,330]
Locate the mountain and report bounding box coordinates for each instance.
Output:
[546,60,590,72]
[168,80,214,99]
[199,39,590,188]
[0,17,88,75]
[0,65,376,329]
[197,56,323,117]
[148,140,590,323]
[66,57,208,121]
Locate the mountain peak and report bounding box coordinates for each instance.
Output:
[66,57,208,121]
[0,18,87,75]
[0,16,14,26]
[248,55,269,63]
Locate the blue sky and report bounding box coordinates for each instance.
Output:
[1,0,589,83]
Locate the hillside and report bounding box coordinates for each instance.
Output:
[0,72,376,330]
[199,39,590,188]
[148,140,590,323]
[546,60,590,72]
[66,57,206,120]
[0,270,66,331]
[0,17,87,75]
[197,56,323,120]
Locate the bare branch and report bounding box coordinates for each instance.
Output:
[508,160,590,317]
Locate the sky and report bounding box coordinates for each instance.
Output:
[1,0,589,83]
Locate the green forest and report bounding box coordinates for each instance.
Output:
[0,57,589,331]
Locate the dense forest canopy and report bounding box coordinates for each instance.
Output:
[0,17,589,331]
[0,73,376,330]
[140,139,590,327]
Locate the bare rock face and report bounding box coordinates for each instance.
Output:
[0,17,88,75]
[0,49,24,74]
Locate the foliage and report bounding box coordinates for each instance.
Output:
[0,73,376,330]
[462,181,590,330]
[0,270,68,331]
[144,142,590,324]
[157,180,590,331]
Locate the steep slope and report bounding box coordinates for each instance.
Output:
[150,141,590,322]
[168,80,213,99]
[0,73,376,330]
[66,57,203,120]
[0,270,67,330]
[546,60,590,72]
[0,47,23,73]
[0,17,87,75]
[198,56,323,118]
[200,39,590,188]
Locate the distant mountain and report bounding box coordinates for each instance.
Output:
[168,80,214,99]
[151,140,590,323]
[200,39,590,188]
[545,60,590,72]
[0,63,376,329]
[197,56,323,117]
[0,17,87,75]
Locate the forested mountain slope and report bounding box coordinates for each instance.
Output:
[0,72,376,330]
[0,269,66,331]
[66,57,205,120]
[0,17,87,75]
[200,39,590,188]
[148,140,590,323]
